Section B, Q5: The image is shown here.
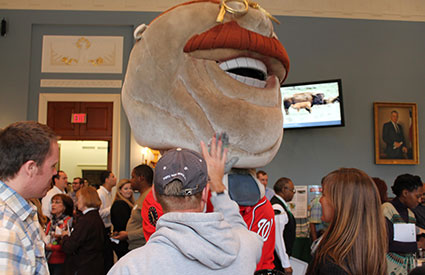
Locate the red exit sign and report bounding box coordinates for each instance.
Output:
[71,113,87,124]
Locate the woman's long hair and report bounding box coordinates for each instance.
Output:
[29,198,48,228]
[308,168,387,275]
[113,179,135,208]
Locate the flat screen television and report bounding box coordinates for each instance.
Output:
[280,79,344,129]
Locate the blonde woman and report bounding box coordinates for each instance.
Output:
[307,168,387,275]
[111,179,135,258]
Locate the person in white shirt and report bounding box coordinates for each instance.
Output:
[97,170,116,273]
[270,177,296,275]
[41,170,68,219]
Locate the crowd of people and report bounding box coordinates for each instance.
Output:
[1,121,425,275]
[35,168,155,274]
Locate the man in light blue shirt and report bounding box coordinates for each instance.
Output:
[257,170,275,200]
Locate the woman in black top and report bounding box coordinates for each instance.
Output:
[111,179,135,258]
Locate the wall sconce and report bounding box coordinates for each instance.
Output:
[130,132,162,169]
[140,146,161,167]
[140,147,150,164]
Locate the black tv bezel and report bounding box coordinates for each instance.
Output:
[280,78,345,130]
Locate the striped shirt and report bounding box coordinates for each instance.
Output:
[309,196,327,232]
[309,196,322,222]
[0,180,49,274]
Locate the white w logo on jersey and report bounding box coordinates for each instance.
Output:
[257,218,273,241]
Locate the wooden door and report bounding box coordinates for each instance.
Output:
[47,102,80,137]
[79,102,113,139]
[47,101,113,170]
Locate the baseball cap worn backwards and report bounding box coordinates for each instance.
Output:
[154,148,208,196]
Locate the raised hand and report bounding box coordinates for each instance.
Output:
[201,134,227,193]
[207,132,238,174]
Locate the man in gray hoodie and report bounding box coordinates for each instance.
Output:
[108,136,263,274]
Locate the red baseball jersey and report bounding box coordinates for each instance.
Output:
[239,196,276,270]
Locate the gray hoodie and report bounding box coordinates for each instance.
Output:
[108,192,263,274]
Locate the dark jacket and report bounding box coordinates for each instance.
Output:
[61,209,105,275]
[382,121,406,159]
[111,200,132,258]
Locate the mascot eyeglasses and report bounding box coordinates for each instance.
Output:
[216,0,280,24]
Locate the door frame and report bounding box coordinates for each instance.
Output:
[38,93,121,177]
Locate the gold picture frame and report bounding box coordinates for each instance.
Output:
[374,102,419,165]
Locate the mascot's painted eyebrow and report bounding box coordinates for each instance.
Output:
[183,21,290,81]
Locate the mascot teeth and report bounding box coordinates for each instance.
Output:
[225,72,267,88]
[219,57,267,88]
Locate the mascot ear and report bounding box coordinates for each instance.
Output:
[134,24,148,41]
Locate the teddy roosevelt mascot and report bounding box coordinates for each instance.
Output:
[121,0,290,272]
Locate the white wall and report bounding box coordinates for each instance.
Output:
[58,140,108,181]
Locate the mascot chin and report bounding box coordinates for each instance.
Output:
[122,0,289,271]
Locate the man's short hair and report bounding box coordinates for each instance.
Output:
[73,177,82,183]
[0,121,57,181]
[133,164,154,186]
[156,179,203,212]
[273,177,292,193]
[391,110,398,115]
[52,170,64,184]
[256,170,267,178]
[100,170,111,185]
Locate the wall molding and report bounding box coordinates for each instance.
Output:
[40,79,122,88]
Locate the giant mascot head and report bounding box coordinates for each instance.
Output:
[123,0,289,168]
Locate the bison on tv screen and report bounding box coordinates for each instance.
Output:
[281,79,345,129]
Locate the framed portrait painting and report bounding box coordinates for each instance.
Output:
[374,102,419,165]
